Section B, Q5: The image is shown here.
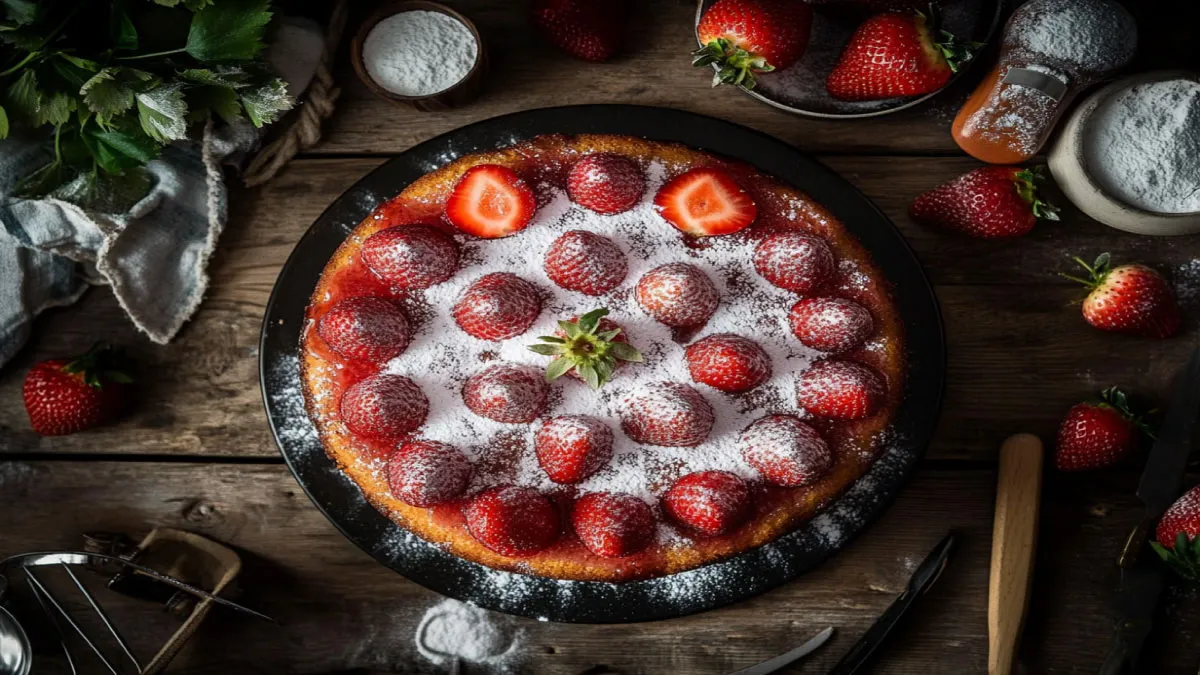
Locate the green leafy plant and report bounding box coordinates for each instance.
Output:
[0,0,292,208]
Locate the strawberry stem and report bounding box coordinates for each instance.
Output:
[1013,167,1061,222]
[692,38,773,90]
[1060,253,1111,289]
[1152,531,1200,582]
[61,343,133,389]
[1098,386,1156,440]
[528,308,643,390]
[919,4,981,73]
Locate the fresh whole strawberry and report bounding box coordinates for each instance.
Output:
[464,485,561,557]
[387,440,472,507]
[1054,387,1148,471]
[740,414,832,487]
[463,364,549,424]
[531,0,628,62]
[529,308,643,389]
[446,165,538,239]
[567,154,645,214]
[910,166,1060,239]
[789,297,874,354]
[544,230,628,296]
[361,225,459,289]
[663,470,752,536]
[619,381,715,447]
[685,333,772,393]
[635,263,720,328]
[23,344,133,436]
[654,167,757,237]
[452,273,543,341]
[795,359,885,420]
[318,297,411,363]
[536,415,614,484]
[1152,485,1200,582]
[1063,253,1182,339]
[340,374,429,440]
[753,232,836,294]
[693,0,813,89]
[572,492,656,558]
[826,9,976,101]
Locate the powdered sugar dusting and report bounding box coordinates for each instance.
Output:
[374,162,825,512]
[1008,0,1137,72]
[415,598,521,666]
[1084,78,1200,215]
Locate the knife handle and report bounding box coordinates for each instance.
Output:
[989,433,1043,675]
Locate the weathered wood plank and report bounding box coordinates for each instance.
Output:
[2,461,1195,674]
[315,1,973,157]
[1,157,1195,459]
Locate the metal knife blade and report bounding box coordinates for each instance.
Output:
[1099,347,1200,675]
[826,532,958,675]
[1137,348,1200,517]
[727,626,834,675]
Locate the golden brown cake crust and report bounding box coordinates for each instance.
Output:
[300,134,905,582]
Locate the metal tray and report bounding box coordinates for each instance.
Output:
[694,0,1005,119]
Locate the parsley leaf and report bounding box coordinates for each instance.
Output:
[0,104,8,138]
[2,0,36,26]
[185,0,272,63]
[188,85,242,124]
[82,119,160,173]
[240,76,289,127]
[4,68,39,123]
[110,7,138,52]
[136,82,188,142]
[81,68,155,124]
[178,65,249,88]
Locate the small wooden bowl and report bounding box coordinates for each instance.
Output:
[351,1,488,112]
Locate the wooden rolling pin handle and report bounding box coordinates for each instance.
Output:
[988,433,1044,675]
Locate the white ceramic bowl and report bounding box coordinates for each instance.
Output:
[1048,70,1200,236]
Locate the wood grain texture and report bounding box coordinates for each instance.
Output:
[1,461,1198,674]
[1,157,1196,459]
[988,434,1043,675]
[314,1,976,157]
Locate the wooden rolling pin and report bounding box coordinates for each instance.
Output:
[988,433,1044,675]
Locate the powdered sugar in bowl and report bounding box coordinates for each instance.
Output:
[351,1,487,111]
[1049,71,1200,236]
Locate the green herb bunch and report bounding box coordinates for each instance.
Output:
[0,0,292,209]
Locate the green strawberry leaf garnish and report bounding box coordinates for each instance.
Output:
[918,5,982,74]
[528,308,643,390]
[692,38,773,90]
[1013,167,1060,222]
[1060,252,1113,288]
[1153,531,1200,583]
[60,342,133,389]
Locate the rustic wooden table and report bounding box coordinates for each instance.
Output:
[3,2,1200,673]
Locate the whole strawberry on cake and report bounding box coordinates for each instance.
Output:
[300,134,906,582]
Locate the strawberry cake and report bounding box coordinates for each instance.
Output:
[299,134,905,582]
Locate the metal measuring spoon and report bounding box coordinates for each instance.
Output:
[0,602,32,675]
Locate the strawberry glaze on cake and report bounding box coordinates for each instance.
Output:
[300,134,905,582]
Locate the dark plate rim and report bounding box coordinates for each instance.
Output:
[692,0,1006,119]
[259,104,946,623]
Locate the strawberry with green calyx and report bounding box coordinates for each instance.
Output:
[693,0,813,90]
[23,343,134,436]
[826,6,979,101]
[1053,387,1153,471]
[910,166,1060,239]
[528,308,643,389]
[1152,485,1200,582]
[1061,253,1182,339]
